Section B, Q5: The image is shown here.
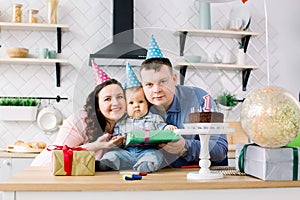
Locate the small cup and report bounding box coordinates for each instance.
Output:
[39,48,48,59]
[48,50,57,59]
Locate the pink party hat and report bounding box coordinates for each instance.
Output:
[146,35,164,59]
[124,62,141,89]
[92,61,111,85]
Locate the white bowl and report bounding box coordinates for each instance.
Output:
[37,105,63,132]
[184,56,201,63]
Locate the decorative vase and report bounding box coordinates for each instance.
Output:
[47,0,59,24]
[236,48,245,65]
[217,104,233,122]
[0,106,38,121]
[193,1,211,29]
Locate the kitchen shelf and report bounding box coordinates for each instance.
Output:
[0,22,69,53]
[174,62,259,91]
[174,62,259,70]
[176,29,259,55]
[175,28,260,91]
[175,29,259,38]
[0,58,70,87]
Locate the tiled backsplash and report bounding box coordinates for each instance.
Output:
[0,0,291,147]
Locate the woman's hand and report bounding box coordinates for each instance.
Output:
[109,136,125,148]
[95,133,122,149]
[83,133,124,151]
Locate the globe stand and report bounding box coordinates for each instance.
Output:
[175,123,234,180]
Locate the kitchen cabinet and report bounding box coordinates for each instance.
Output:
[0,154,35,182]
[175,29,259,91]
[0,155,34,200]
[0,157,34,181]
[0,22,70,87]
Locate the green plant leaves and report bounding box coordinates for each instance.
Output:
[0,97,39,106]
[216,92,238,107]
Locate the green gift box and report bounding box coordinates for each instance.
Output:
[52,147,95,176]
[125,130,181,146]
[287,132,300,147]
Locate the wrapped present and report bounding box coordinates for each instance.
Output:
[125,130,181,146]
[50,145,95,176]
[236,143,300,180]
[287,132,300,147]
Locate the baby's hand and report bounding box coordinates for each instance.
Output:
[164,125,177,130]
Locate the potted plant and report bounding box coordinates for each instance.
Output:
[216,91,238,108]
[0,97,40,121]
[216,91,238,121]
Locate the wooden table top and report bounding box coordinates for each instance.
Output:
[0,151,39,158]
[1,167,300,191]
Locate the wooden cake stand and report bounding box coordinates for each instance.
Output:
[174,123,234,180]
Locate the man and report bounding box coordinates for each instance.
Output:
[140,57,228,167]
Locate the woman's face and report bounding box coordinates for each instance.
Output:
[98,84,126,123]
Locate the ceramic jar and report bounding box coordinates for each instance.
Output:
[236,48,245,65]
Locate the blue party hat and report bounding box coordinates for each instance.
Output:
[124,62,141,89]
[146,35,164,59]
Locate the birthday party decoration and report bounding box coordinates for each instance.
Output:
[92,61,111,85]
[146,35,164,59]
[124,62,141,89]
[240,86,300,148]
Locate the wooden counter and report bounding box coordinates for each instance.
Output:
[1,167,300,200]
[0,151,38,158]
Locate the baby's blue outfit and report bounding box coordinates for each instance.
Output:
[100,112,167,172]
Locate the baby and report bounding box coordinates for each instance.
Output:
[99,86,176,172]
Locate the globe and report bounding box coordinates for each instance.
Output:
[240,86,300,148]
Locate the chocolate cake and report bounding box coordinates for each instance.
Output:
[188,112,224,123]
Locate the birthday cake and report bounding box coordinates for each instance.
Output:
[188,112,224,123]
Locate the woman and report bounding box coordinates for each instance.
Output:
[31,79,126,167]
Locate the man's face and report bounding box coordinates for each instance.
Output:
[140,65,177,111]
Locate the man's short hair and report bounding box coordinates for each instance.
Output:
[140,58,173,75]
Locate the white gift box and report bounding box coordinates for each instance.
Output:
[235,143,300,180]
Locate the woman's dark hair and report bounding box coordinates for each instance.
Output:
[84,79,124,142]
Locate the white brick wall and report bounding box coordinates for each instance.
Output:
[0,0,296,146]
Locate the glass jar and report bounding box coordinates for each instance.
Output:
[28,9,39,23]
[11,4,23,23]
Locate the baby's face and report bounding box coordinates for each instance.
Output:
[126,88,148,119]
